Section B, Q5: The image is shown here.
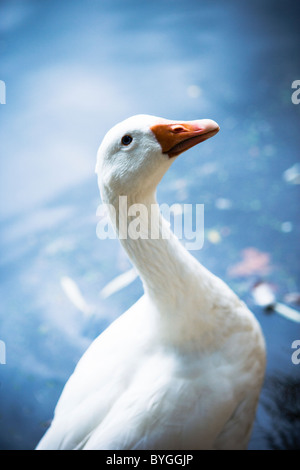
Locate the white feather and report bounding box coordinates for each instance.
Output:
[60,276,94,316]
[100,268,138,299]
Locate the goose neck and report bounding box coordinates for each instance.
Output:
[109,191,202,313]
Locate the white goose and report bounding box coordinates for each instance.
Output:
[36,114,266,450]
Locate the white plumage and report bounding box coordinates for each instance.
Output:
[36,114,265,450]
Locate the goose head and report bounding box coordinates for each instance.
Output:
[96,114,219,203]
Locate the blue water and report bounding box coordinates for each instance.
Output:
[0,0,299,450]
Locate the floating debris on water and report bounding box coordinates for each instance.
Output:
[215,198,232,210]
[251,280,277,308]
[281,221,293,233]
[199,162,218,176]
[60,276,94,316]
[284,292,300,306]
[187,84,202,99]
[252,281,300,323]
[283,163,300,185]
[206,229,221,244]
[44,237,76,256]
[228,247,271,277]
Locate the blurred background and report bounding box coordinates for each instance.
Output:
[0,0,299,450]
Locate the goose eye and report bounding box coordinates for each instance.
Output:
[121,135,133,146]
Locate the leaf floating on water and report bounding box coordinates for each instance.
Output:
[60,276,94,316]
[100,268,138,299]
[228,247,271,277]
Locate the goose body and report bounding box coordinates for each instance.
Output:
[36,114,265,450]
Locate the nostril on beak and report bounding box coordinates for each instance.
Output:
[171,125,186,134]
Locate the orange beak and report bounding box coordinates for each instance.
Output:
[150,118,220,158]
